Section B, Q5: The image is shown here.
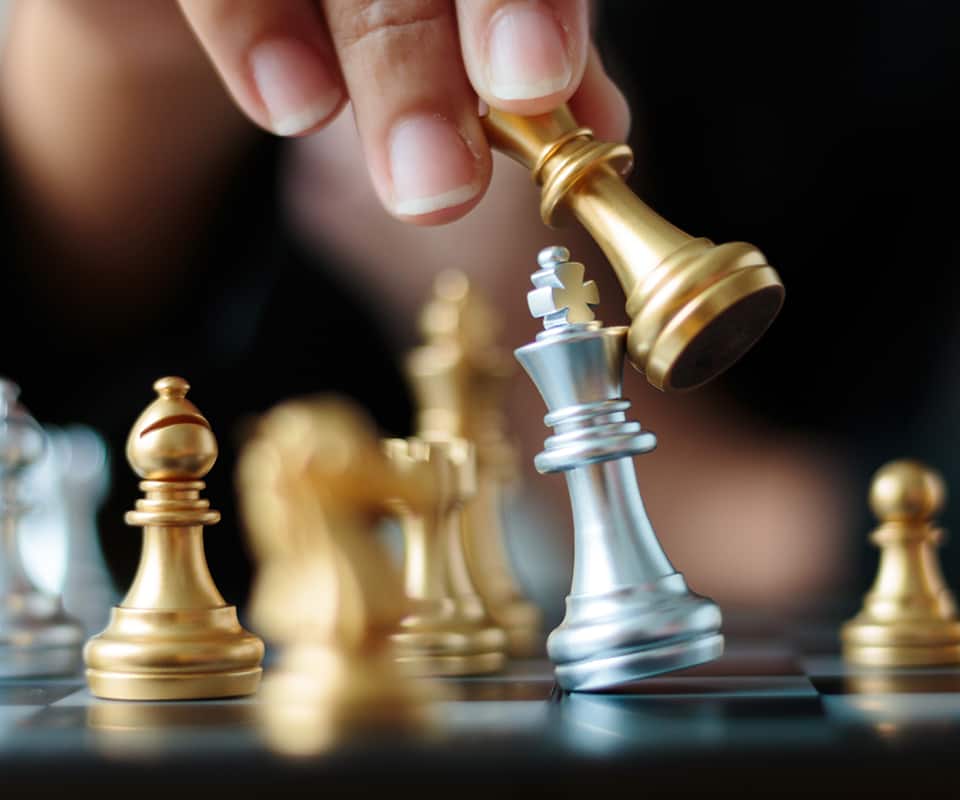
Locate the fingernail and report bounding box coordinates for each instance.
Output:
[487,3,572,101]
[250,39,341,136]
[389,116,480,216]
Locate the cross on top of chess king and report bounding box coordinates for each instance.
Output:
[485,104,785,689]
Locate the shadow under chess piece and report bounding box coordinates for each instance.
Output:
[0,380,84,677]
[515,247,723,692]
[407,271,543,657]
[239,399,438,755]
[385,436,507,676]
[84,377,263,700]
[483,105,784,391]
[842,459,960,666]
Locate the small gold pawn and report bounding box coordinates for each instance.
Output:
[842,459,960,666]
[84,377,264,700]
[238,399,434,755]
[385,435,507,676]
[408,271,543,657]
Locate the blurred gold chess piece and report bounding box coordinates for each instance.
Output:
[239,399,434,755]
[385,436,507,675]
[84,377,263,700]
[842,460,960,667]
[483,105,784,391]
[407,271,542,657]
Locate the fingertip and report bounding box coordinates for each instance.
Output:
[579,80,631,143]
[392,190,488,226]
[460,0,589,116]
[568,47,632,143]
[249,38,344,136]
[381,113,491,225]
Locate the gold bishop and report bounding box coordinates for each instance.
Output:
[84,377,264,700]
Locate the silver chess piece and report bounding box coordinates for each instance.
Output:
[0,379,84,676]
[56,427,117,635]
[515,247,724,692]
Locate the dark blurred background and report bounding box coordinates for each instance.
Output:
[598,0,960,607]
[2,1,959,625]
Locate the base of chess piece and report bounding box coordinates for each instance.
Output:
[84,603,264,700]
[841,620,960,667]
[489,600,543,659]
[548,575,724,691]
[842,460,960,667]
[392,601,507,677]
[0,591,84,678]
[260,643,434,755]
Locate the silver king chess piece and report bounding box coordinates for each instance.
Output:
[514,247,724,692]
[0,379,84,676]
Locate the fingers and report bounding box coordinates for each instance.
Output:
[456,0,589,114]
[177,0,623,226]
[568,44,631,143]
[321,0,490,224]
[177,0,345,136]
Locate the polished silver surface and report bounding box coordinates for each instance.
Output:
[56,427,117,635]
[0,379,84,677]
[515,249,724,692]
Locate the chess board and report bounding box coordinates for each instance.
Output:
[3,624,958,796]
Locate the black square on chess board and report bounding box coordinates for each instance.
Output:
[4,636,960,796]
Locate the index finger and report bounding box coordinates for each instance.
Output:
[455,0,589,114]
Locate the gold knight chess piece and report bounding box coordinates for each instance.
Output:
[84,377,264,700]
[238,399,434,754]
[483,105,784,392]
[407,271,542,657]
[842,459,960,666]
[385,435,507,676]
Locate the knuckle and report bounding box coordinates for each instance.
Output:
[331,0,451,52]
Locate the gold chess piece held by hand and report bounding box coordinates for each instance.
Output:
[483,105,784,392]
[408,272,542,657]
[239,399,434,754]
[842,459,960,667]
[83,377,264,700]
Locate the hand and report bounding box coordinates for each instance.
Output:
[177,0,628,225]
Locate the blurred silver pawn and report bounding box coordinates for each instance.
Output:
[0,379,84,676]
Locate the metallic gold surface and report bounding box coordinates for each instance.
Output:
[842,460,960,666]
[385,436,507,676]
[238,399,438,755]
[483,106,785,391]
[408,272,543,656]
[84,377,263,700]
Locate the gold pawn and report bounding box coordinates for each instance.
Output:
[84,377,263,700]
[408,271,542,657]
[842,459,960,666]
[385,436,507,676]
[482,105,784,392]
